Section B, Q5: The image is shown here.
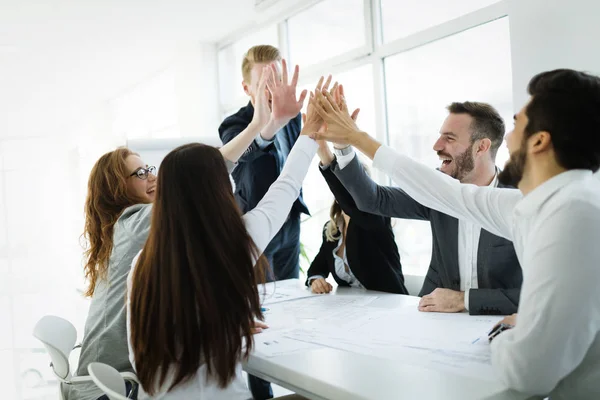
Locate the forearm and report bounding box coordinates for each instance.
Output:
[468,288,520,316]
[259,118,286,141]
[317,144,335,166]
[350,130,383,160]
[219,121,263,163]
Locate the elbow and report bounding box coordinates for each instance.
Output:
[492,346,556,396]
[499,373,556,396]
[353,196,376,214]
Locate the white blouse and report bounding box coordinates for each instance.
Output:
[331,232,364,289]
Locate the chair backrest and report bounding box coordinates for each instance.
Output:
[88,362,128,400]
[32,315,77,380]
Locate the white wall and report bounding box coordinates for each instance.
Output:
[174,42,221,139]
[509,0,600,107]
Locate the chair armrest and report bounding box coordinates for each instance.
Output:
[120,371,140,384]
[68,375,95,384]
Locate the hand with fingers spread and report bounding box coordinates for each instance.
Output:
[267,59,308,128]
[311,86,363,146]
[250,65,272,130]
[418,288,465,313]
[301,75,333,136]
[310,278,333,294]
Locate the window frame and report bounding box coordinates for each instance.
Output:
[216,0,511,276]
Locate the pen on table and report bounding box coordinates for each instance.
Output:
[261,307,269,312]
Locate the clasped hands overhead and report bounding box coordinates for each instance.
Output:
[300,75,361,147]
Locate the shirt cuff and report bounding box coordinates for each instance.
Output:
[255,133,275,149]
[336,148,357,170]
[307,275,325,284]
[319,162,331,171]
[465,289,470,311]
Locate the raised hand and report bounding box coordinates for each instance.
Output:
[301,75,332,136]
[311,88,362,146]
[331,84,360,149]
[250,65,272,130]
[266,59,308,127]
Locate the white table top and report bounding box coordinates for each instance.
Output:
[244,280,533,400]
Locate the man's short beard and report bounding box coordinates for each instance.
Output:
[499,143,527,187]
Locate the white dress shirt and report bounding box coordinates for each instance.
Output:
[372,143,600,399]
[337,149,497,310]
[126,136,318,400]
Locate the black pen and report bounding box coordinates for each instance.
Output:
[488,323,513,342]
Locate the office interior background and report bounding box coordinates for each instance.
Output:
[0,0,598,398]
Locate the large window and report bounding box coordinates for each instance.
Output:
[384,17,513,275]
[298,64,376,270]
[385,18,513,172]
[380,0,502,42]
[287,0,366,68]
[218,0,513,278]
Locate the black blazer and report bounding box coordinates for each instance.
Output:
[332,155,523,315]
[305,165,408,294]
[218,102,309,216]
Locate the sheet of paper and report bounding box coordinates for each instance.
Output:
[259,279,317,305]
[254,283,504,381]
[253,329,321,358]
[278,304,502,381]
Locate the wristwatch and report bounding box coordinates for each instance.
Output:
[333,146,353,157]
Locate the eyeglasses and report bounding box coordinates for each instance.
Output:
[129,165,156,180]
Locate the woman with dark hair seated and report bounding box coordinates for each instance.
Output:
[125,70,327,399]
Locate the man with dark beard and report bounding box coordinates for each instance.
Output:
[312,69,600,399]
[323,101,522,315]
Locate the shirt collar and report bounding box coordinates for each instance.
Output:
[489,168,499,188]
[514,169,593,217]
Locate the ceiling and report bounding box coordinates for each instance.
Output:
[0,0,258,139]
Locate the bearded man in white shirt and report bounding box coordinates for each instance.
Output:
[311,69,600,399]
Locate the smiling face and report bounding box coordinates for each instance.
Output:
[433,113,477,182]
[125,155,157,203]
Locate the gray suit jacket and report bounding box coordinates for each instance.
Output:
[332,155,522,315]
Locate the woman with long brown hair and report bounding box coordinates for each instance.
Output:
[67,64,288,400]
[125,75,325,399]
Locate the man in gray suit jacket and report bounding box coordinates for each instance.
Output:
[329,102,522,315]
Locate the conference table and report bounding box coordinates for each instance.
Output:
[244,279,534,400]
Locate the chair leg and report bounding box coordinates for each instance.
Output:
[58,382,66,400]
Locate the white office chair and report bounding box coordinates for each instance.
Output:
[32,315,139,400]
[88,362,130,400]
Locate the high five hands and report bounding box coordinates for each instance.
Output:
[303,82,361,144]
[301,77,360,143]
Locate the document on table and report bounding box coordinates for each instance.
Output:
[259,279,317,305]
[280,304,502,381]
[253,329,321,358]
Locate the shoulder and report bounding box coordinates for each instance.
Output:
[219,103,253,132]
[119,203,152,221]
